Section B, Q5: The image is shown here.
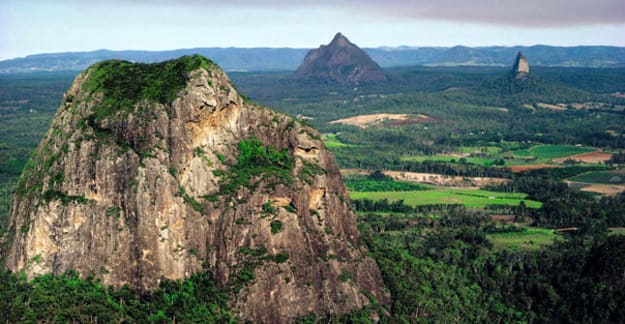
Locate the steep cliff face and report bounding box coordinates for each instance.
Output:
[294,33,387,84]
[3,55,388,322]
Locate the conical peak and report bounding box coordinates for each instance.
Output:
[516,51,527,61]
[294,32,386,83]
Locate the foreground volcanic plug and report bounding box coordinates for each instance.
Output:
[3,55,388,322]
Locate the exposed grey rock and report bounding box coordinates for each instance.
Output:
[513,51,530,78]
[3,56,388,322]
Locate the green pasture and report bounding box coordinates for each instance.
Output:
[322,133,353,148]
[488,227,556,251]
[350,188,542,208]
[569,171,625,185]
[511,145,594,160]
[608,227,625,236]
[400,155,496,167]
[402,144,598,168]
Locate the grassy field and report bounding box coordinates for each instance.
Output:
[400,155,496,167]
[322,133,353,148]
[460,146,502,155]
[511,145,594,160]
[350,188,542,208]
[488,227,556,251]
[608,227,625,236]
[569,171,625,185]
[402,144,597,168]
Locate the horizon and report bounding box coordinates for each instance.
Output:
[2,0,624,61]
[6,41,625,62]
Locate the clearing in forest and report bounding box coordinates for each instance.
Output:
[552,151,612,164]
[511,145,595,160]
[507,164,560,172]
[536,102,567,111]
[349,188,541,209]
[578,184,625,195]
[566,170,625,195]
[322,133,354,148]
[488,227,556,251]
[383,171,509,187]
[569,170,625,185]
[329,113,431,128]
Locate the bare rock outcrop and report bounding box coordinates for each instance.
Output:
[513,51,530,78]
[3,55,388,322]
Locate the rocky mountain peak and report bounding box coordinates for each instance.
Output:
[3,55,388,322]
[294,33,387,84]
[513,51,530,78]
[329,32,351,47]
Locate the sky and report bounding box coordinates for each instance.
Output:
[1,0,624,60]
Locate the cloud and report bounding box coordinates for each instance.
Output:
[146,0,625,27]
[20,0,625,27]
[356,0,625,27]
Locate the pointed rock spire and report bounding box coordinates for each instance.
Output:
[513,51,530,78]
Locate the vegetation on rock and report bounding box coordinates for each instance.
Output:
[84,55,216,121]
[219,137,294,195]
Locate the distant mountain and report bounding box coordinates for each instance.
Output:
[0,48,310,73]
[294,33,386,83]
[1,45,624,73]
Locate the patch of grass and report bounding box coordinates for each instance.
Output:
[608,227,625,236]
[569,171,625,185]
[402,145,597,168]
[488,227,556,251]
[322,133,354,148]
[401,155,497,167]
[350,188,541,208]
[460,146,502,155]
[511,145,594,160]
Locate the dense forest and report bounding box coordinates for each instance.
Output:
[0,72,75,230]
[1,65,625,322]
